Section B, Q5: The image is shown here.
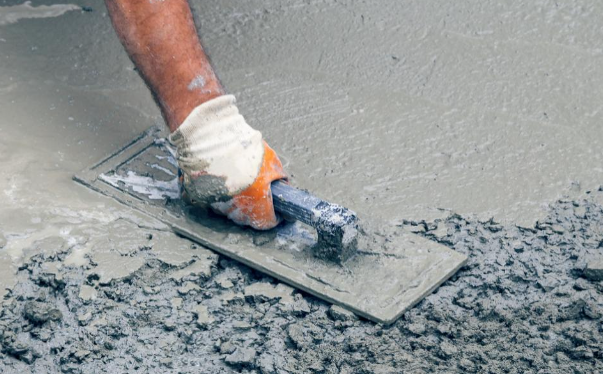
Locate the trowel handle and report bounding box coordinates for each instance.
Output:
[271,180,359,261]
[271,181,350,228]
[271,181,320,223]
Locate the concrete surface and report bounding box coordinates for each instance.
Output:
[0,0,602,372]
[197,0,603,226]
[1,196,602,373]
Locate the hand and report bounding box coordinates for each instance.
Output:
[170,95,287,230]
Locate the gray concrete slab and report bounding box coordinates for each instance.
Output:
[0,0,601,324]
[192,0,603,226]
[0,1,602,371]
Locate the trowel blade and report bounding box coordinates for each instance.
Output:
[74,128,467,324]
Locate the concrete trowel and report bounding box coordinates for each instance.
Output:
[74,127,466,324]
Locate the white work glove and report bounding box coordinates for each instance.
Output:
[169,95,288,230]
[169,95,264,205]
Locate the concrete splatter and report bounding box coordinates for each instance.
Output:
[187,75,206,91]
[0,1,80,26]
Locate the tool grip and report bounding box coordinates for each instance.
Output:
[271,180,359,262]
[271,180,325,224]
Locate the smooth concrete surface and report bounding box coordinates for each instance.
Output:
[195,0,603,227]
[1,0,603,298]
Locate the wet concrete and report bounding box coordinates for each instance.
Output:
[0,1,79,25]
[1,0,603,294]
[0,0,603,372]
[1,195,602,372]
[194,0,603,226]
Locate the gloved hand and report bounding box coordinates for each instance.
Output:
[169,95,287,230]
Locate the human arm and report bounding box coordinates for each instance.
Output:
[104,0,287,229]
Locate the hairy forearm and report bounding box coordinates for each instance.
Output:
[104,0,224,131]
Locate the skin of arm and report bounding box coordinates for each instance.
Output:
[104,0,224,132]
[104,0,288,230]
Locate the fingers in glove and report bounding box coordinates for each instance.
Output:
[212,142,287,230]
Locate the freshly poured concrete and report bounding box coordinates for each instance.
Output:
[198,1,603,227]
[0,1,602,372]
[1,0,603,315]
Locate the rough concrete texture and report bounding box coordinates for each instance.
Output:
[1,0,603,372]
[1,194,603,373]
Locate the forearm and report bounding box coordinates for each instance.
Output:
[104,0,224,131]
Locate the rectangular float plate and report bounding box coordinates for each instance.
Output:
[74,128,467,324]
